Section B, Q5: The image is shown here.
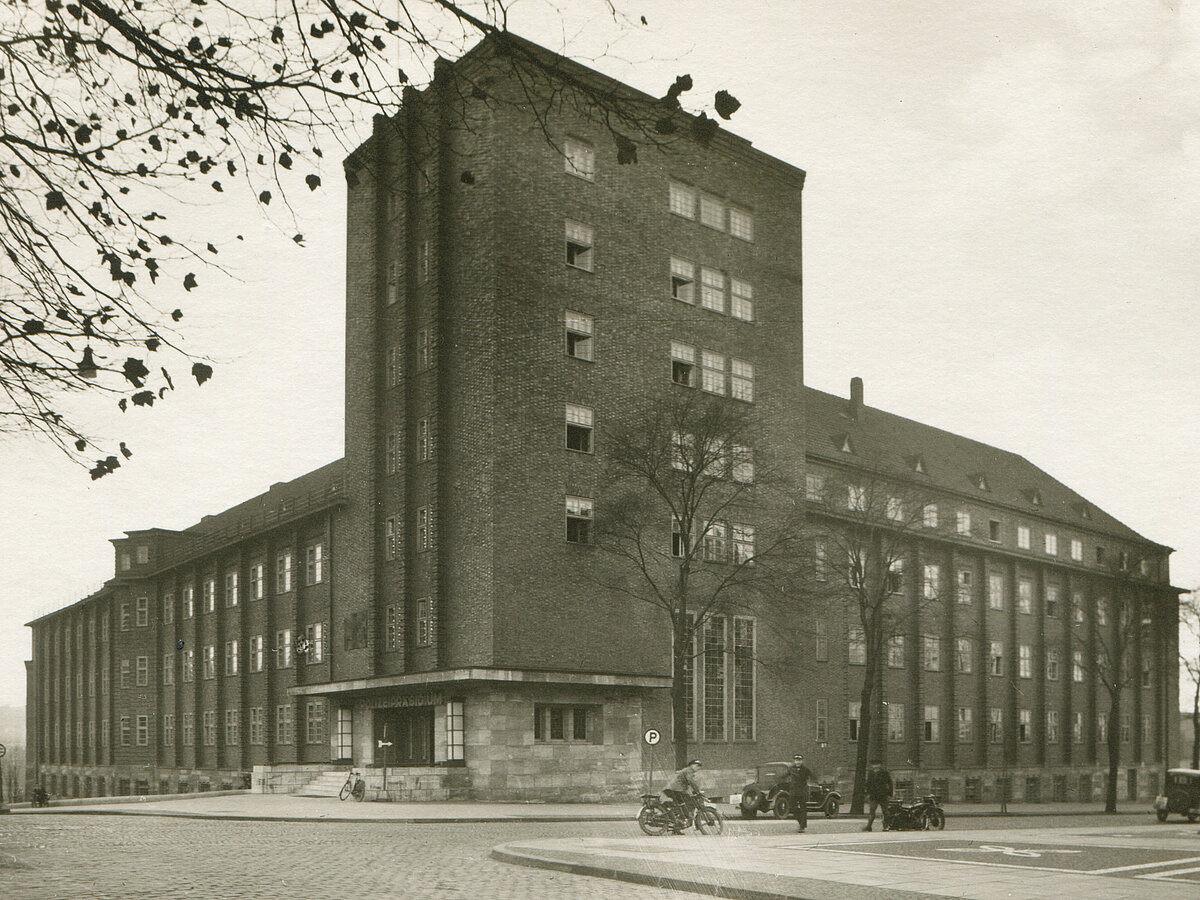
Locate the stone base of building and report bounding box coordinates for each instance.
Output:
[30,764,252,800]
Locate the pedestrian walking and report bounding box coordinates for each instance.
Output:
[787,754,811,833]
[863,760,893,831]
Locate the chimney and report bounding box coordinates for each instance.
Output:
[849,377,864,420]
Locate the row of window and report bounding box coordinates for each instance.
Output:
[117,544,151,570]
[385,418,434,472]
[815,543,1140,624]
[117,703,327,748]
[840,702,1155,746]
[810,474,1152,574]
[383,601,434,650]
[679,614,756,742]
[560,139,756,242]
[383,507,434,559]
[840,625,1154,685]
[670,257,753,321]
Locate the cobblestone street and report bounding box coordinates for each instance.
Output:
[0,816,701,899]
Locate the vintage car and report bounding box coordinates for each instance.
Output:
[729,762,842,819]
[1154,768,1200,823]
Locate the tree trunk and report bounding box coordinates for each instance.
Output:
[1191,677,1199,770]
[850,656,878,815]
[672,610,690,772]
[1105,693,1121,813]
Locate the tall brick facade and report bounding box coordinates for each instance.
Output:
[25,34,1178,805]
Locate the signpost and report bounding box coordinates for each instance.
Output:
[643,729,660,795]
[0,742,7,814]
[378,733,393,794]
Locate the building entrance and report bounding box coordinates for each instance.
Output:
[372,706,434,766]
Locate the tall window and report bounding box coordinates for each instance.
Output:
[700,350,725,394]
[276,630,292,668]
[1046,710,1059,744]
[385,605,401,651]
[922,635,941,671]
[136,597,149,626]
[203,711,217,745]
[225,710,240,745]
[565,311,594,360]
[956,570,972,604]
[414,506,432,551]
[1073,712,1084,744]
[276,552,293,593]
[923,504,939,528]
[276,705,294,745]
[848,701,861,741]
[306,623,325,662]
[446,701,464,761]
[957,707,973,743]
[418,417,433,461]
[1045,583,1060,618]
[1017,525,1031,549]
[565,221,593,270]
[988,572,1004,609]
[417,327,431,369]
[733,617,755,740]
[136,715,149,746]
[203,645,215,679]
[806,473,825,502]
[249,708,265,745]
[1097,712,1108,742]
[203,578,215,613]
[163,714,175,746]
[815,699,829,743]
[956,510,971,535]
[923,706,939,742]
[224,571,238,606]
[990,641,1004,676]
[923,565,940,600]
[183,584,194,618]
[729,207,753,241]
[702,616,726,740]
[250,563,264,600]
[563,138,595,180]
[699,192,724,230]
[1046,648,1059,681]
[1018,709,1032,743]
[565,404,594,453]
[670,257,695,303]
[887,635,905,668]
[416,601,433,647]
[955,638,973,673]
[1073,650,1084,682]
[669,181,696,218]
[671,341,696,386]
[136,656,148,686]
[1018,644,1032,678]
[730,358,754,402]
[306,701,327,744]
[565,496,593,544]
[384,516,397,561]
[815,621,829,661]
[699,266,725,312]
[182,713,194,746]
[702,520,728,562]
[306,543,324,585]
[848,625,866,665]
[1017,579,1032,614]
[163,654,174,685]
[224,640,239,676]
[730,278,753,321]
[120,602,130,631]
[1045,533,1058,555]
[888,704,905,742]
[250,635,264,672]
[183,649,194,682]
[1071,538,1083,561]
[336,708,353,758]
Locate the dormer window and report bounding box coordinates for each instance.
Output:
[836,433,855,454]
[1024,488,1043,507]
[1073,502,1092,520]
[908,454,927,474]
[969,473,989,491]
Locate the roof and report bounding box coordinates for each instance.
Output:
[804,385,1163,548]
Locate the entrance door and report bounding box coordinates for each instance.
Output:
[372,706,434,766]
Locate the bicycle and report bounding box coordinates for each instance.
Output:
[338,769,366,801]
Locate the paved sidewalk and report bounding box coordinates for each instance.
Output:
[494,824,1200,900]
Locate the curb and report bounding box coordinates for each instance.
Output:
[11,808,635,824]
[5,789,249,810]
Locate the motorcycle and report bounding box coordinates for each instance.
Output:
[31,786,50,808]
[638,792,725,836]
[882,794,945,831]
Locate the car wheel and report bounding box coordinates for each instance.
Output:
[771,791,792,819]
[1188,813,1199,824]
[740,788,762,819]
[1156,809,1169,823]
[824,799,840,818]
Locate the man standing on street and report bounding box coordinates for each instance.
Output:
[787,754,811,833]
[864,760,893,831]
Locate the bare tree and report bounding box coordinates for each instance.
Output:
[802,462,942,814]
[594,391,805,770]
[1,1,740,473]
[1072,551,1156,812]
[1180,590,1200,769]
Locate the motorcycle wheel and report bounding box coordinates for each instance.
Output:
[638,805,669,836]
[771,791,792,819]
[922,809,946,830]
[824,799,840,818]
[696,806,724,835]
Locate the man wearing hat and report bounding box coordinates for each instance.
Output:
[661,759,704,833]
[786,754,812,833]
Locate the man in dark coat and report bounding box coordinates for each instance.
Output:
[786,754,812,833]
[864,760,893,831]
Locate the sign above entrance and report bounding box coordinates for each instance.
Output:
[644,729,660,746]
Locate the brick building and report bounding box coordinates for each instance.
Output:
[25,34,1179,804]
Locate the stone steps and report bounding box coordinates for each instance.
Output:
[294,770,353,798]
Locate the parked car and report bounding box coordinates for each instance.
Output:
[729,762,842,819]
[1154,768,1200,823]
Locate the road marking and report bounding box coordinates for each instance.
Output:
[938,844,1082,859]
[1137,865,1200,881]
[1094,856,1200,875]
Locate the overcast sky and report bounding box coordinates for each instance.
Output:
[2,0,1198,711]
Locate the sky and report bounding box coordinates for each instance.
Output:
[1,0,1198,714]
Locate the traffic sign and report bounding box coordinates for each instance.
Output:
[643,729,660,746]
[0,743,6,758]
